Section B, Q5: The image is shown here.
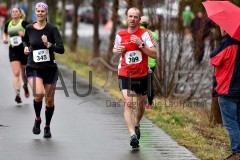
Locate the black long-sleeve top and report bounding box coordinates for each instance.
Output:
[24,22,64,68]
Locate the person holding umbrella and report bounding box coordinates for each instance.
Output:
[210,27,240,160]
[204,1,240,159]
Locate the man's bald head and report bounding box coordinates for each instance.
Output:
[127,7,140,18]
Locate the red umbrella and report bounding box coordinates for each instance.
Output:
[202,1,240,41]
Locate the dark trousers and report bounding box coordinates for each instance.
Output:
[147,67,155,105]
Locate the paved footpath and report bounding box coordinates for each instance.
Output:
[0,42,199,160]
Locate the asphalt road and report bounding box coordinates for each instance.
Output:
[0,40,199,160]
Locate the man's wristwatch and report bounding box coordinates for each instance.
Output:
[139,42,145,48]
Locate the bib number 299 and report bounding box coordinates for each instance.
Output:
[128,56,139,64]
[125,50,142,64]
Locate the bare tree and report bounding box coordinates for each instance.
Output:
[47,0,58,24]
[125,0,143,14]
[5,0,11,10]
[92,0,104,58]
[136,0,143,15]
[26,0,32,22]
[106,0,119,61]
[69,0,81,52]
[140,1,214,108]
[180,0,223,126]
[210,96,222,126]
[61,0,67,43]
[126,0,133,11]
[209,26,222,126]
[144,0,224,127]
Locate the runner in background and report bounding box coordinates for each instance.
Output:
[139,16,158,110]
[0,2,8,34]
[181,5,194,44]
[2,7,30,103]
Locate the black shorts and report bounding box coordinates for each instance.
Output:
[25,66,58,84]
[9,45,28,65]
[118,75,150,96]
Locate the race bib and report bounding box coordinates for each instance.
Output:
[9,36,22,46]
[33,49,50,63]
[125,50,142,64]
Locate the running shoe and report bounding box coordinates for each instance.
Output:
[32,119,41,134]
[15,95,22,103]
[43,127,52,138]
[130,134,139,148]
[23,85,30,98]
[135,124,141,140]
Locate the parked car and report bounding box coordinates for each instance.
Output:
[78,6,108,24]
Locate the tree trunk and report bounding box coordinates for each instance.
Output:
[210,27,222,126]
[135,0,143,15]
[4,0,10,7]
[158,16,166,97]
[125,0,142,14]
[26,0,32,22]
[69,0,81,52]
[107,0,119,61]
[210,96,222,126]
[178,0,187,32]
[126,0,133,14]
[92,0,102,58]
[47,0,57,24]
[61,0,67,43]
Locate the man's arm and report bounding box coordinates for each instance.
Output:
[141,45,157,59]
[2,21,9,44]
[113,46,125,55]
[112,48,118,54]
[112,34,126,54]
[130,32,157,59]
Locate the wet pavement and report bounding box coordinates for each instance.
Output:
[0,42,199,160]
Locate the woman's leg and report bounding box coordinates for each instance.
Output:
[28,77,44,134]
[10,61,22,103]
[43,83,56,138]
[21,64,29,98]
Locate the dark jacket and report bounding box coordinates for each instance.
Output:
[190,17,204,39]
[210,35,240,97]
